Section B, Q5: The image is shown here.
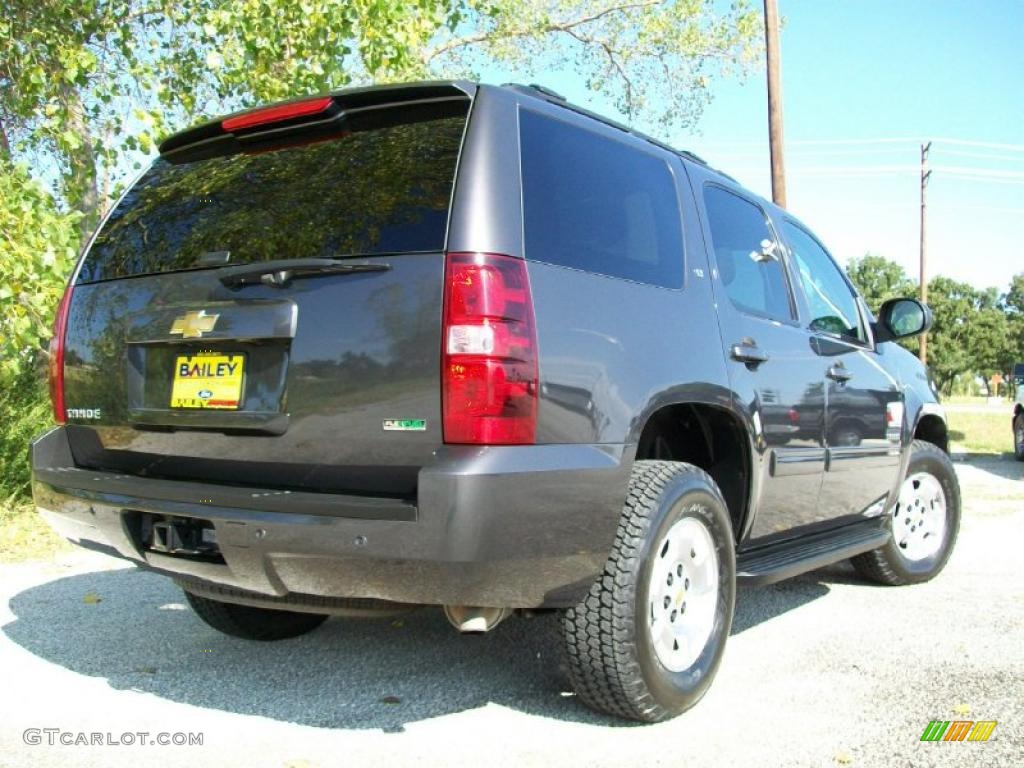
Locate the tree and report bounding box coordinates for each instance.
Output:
[925,277,1013,395]
[845,255,1020,395]
[0,161,80,379]
[1,0,762,236]
[845,253,916,314]
[1002,272,1024,374]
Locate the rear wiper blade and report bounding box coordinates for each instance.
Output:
[218,258,390,288]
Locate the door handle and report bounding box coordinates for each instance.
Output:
[826,364,853,383]
[731,342,769,366]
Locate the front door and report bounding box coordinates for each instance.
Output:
[696,182,827,543]
[779,219,903,519]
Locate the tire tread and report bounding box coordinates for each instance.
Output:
[562,460,722,722]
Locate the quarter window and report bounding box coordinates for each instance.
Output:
[702,186,793,321]
[519,109,684,289]
[781,221,866,343]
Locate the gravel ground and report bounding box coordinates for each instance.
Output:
[1,455,1020,768]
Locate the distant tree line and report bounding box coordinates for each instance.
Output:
[846,255,1024,396]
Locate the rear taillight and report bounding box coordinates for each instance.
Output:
[48,283,73,425]
[442,252,538,444]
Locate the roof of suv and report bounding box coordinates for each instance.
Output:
[158,80,737,183]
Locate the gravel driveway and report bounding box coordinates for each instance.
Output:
[1,455,1020,768]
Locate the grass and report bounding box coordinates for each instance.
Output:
[946,410,1014,455]
[945,395,999,406]
[0,500,70,563]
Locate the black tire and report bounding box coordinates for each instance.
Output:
[852,440,961,586]
[1013,413,1024,462]
[561,460,736,722]
[184,589,328,641]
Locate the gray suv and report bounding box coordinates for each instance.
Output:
[32,81,960,722]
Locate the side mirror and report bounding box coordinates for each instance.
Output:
[873,298,933,343]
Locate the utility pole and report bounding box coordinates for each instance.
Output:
[919,141,932,364]
[764,0,786,207]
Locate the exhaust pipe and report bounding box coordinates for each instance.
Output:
[443,605,512,633]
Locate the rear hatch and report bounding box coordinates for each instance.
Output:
[60,84,473,498]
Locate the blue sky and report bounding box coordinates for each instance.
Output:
[481,1,1024,292]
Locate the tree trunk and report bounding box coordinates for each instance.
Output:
[59,85,99,240]
[0,115,10,160]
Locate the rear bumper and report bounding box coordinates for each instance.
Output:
[31,427,631,608]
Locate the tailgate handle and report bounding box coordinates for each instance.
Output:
[219,258,390,288]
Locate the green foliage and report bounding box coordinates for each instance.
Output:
[845,254,915,313]
[0,162,79,501]
[0,368,51,500]
[2,0,761,227]
[846,254,1023,395]
[0,161,80,379]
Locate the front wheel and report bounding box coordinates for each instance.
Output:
[852,440,961,585]
[561,461,736,722]
[1013,413,1024,461]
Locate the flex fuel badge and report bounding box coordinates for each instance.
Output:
[383,419,426,432]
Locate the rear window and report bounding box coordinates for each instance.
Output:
[78,102,468,283]
[519,109,684,289]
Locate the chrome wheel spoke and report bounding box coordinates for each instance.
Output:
[647,516,719,672]
[892,472,947,562]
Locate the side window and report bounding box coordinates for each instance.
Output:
[781,221,866,343]
[702,186,793,321]
[519,109,684,289]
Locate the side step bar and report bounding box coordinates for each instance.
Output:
[737,520,890,587]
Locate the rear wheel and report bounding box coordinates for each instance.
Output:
[561,460,735,722]
[852,440,961,585]
[1014,413,1024,461]
[184,590,328,641]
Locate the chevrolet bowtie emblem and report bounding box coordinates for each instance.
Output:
[170,310,220,339]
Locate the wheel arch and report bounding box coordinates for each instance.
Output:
[913,407,949,454]
[631,398,753,543]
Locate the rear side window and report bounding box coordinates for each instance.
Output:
[78,102,468,283]
[519,109,683,289]
[702,185,794,322]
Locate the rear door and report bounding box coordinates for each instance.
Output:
[778,219,903,518]
[61,90,471,498]
[695,182,828,543]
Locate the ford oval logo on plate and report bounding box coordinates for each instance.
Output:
[197,389,213,399]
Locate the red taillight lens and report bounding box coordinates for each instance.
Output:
[442,253,538,444]
[48,284,73,425]
[222,96,334,132]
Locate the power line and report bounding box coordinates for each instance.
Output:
[693,137,1024,152]
[934,148,1024,164]
[931,165,1024,179]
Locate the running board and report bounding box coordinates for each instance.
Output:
[736,521,890,586]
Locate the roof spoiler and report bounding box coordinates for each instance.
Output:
[158,81,475,161]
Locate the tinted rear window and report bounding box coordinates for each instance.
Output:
[519,109,684,289]
[78,102,468,283]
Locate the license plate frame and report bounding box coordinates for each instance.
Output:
[170,352,245,410]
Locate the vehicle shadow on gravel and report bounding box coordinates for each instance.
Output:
[4,563,850,731]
